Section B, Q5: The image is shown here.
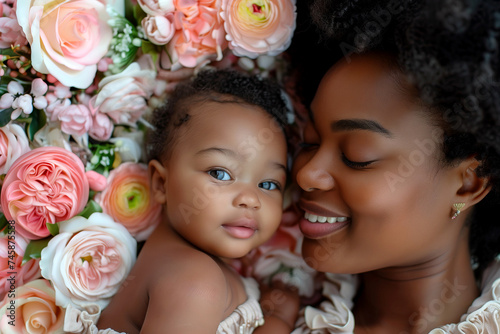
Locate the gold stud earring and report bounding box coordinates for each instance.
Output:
[451,203,465,220]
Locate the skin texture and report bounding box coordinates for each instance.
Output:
[293,53,491,333]
[97,101,292,333]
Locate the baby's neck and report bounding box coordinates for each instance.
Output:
[353,236,479,334]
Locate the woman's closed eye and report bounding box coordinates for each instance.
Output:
[341,153,376,169]
[208,169,232,181]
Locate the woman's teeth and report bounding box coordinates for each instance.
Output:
[304,212,348,224]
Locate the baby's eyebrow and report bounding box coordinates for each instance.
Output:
[197,147,287,172]
[272,162,287,174]
[196,147,238,158]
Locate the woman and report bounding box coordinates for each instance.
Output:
[287,0,500,332]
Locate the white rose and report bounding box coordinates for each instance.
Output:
[93,58,156,126]
[40,212,137,309]
[16,0,124,89]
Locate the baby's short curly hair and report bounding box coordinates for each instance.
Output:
[302,0,500,273]
[146,69,289,162]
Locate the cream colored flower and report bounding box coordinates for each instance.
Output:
[221,0,296,58]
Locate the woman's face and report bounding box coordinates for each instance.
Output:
[294,53,465,274]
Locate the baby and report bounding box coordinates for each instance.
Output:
[97,69,296,333]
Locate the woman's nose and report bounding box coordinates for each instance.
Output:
[232,187,261,209]
[295,156,335,192]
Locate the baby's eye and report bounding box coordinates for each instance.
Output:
[208,169,231,181]
[259,181,280,191]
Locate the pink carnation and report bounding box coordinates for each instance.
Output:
[1,147,89,239]
[164,0,227,69]
[52,103,93,137]
[96,163,162,241]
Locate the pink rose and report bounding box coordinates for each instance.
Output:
[92,60,155,126]
[240,224,319,297]
[0,123,31,175]
[89,112,114,141]
[138,0,175,15]
[85,170,107,192]
[96,163,162,241]
[220,0,296,58]
[0,279,65,334]
[163,0,227,70]
[51,103,92,137]
[0,235,41,300]
[16,0,115,89]
[142,14,175,45]
[0,16,27,48]
[39,212,137,309]
[1,146,89,239]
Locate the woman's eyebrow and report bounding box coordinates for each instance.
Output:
[330,119,393,138]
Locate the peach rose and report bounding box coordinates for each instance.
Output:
[96,163,161,241]
[39,212,137,309]
[0,123,31,175]
[16,0,116,89]
[163,0,227,70]
[0,279,65,334]
[0,235,41,300]
[0,146,89,239]
[220,0,296,58]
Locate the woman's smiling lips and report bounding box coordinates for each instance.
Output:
[298,200,350,239]
[222,218,258,239]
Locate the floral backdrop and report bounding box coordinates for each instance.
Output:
[0,0,319,333]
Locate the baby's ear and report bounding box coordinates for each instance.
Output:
[149,160,168,204]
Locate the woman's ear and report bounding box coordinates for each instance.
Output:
[455,158,491,207]
[149,159,168,205]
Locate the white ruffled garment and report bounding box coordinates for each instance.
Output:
[293,259,500,333]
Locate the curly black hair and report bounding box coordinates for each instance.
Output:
[146,69,289,162]
[292,0,500,274]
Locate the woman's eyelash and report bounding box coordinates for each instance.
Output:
[341,154,376,169]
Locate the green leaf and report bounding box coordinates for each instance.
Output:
[0,108,14,127]
[132,4,147,24]
[0,213,8,233]
[1,48,18,57]
[27,109,47,141]
[46,223,59,236]
[141,41,160,64]
[78,200,103,219]
[22,238,51,265]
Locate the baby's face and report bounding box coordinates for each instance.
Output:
[162,101,287,258]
